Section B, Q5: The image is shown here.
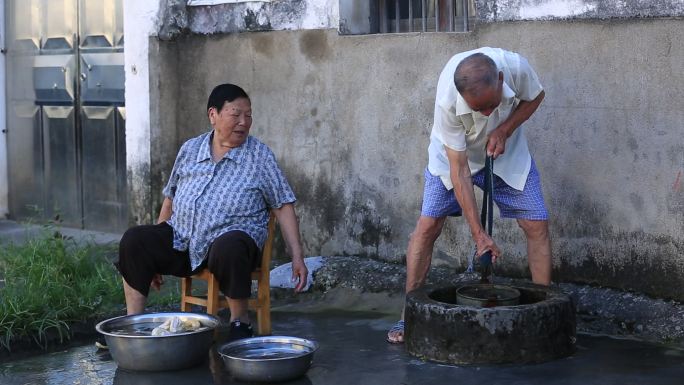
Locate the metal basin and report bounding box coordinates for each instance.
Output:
[456,284,521,307]
[95,312,220,371]
[219,336,318,382]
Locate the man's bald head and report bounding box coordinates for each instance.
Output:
[453,53,499,97]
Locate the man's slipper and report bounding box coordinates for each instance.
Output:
[386,320,405,344]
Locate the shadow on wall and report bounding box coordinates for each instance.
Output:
[551,182,684,300]
[284,166,396,259]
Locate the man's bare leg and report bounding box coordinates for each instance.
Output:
[387,215,447,343]
[123,278,147,315]
[405,216,448,292]
[517,219,552,285]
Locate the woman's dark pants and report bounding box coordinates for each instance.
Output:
[116,222,259,298]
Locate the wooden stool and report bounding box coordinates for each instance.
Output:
[180,212,276,335]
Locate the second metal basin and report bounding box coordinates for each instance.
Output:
[219,336,318,382]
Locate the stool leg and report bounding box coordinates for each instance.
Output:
[207,274,219,315]
[181,277,192,312]
[256,276,271,335]
[257,304,271,335]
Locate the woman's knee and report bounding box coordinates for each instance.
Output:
[119,227,145,259]
[207,251,250,274]
[119,226,145,246]
[207,233,253,272]
[118,226,165,270]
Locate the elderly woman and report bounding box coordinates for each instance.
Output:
[115,84,308,342]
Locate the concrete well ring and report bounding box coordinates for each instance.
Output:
[405,282,576,365]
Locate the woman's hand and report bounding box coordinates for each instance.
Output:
[150,274,164,291]
[291,258,308,292]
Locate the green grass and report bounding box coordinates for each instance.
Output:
[0,228,179,351]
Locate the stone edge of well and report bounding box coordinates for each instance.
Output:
[272,256,684,346]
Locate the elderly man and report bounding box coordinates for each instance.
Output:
[387,48,551,343]
[113,84,307,344]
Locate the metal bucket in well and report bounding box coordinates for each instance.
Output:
[219,336,318,382]
[456,284,521,307]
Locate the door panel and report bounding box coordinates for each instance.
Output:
[81,106,126,230]
[79,0,124,49]
[43,0,77,50]
[43,106,79,225]
[5,0,126,231]
[7,0,42,52]
[79,53,124,104]
[78,0,126,231]
[7,103,44,219]
[33,54,76,105]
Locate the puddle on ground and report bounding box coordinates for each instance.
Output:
[1,310,683,385]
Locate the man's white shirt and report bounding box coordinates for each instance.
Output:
[427,47,544,191]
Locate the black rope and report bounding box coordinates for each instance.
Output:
[479,155,494,283]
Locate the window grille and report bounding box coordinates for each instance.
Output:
[377,0,473,33]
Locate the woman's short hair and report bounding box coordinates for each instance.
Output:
[207,84,250,112]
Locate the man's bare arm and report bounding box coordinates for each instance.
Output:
[445,147,501,258]
[487,90,545,158]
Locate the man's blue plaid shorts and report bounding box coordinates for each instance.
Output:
[421,158,549,220]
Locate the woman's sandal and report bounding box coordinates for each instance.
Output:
[386,320,405,344]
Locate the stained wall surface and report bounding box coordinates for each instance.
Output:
[476,0,684,21]
[149,17,683,299]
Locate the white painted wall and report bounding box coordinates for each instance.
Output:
[123,0,161,222]
[0,0,8,218]
[180,0,339,35]
[188,0,271,4]
[238,0,339,30]
[518,0,598,19]
[478,0,684,22]
[299,0,339,29]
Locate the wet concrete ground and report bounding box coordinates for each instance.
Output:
[1,310,683,385]
[0,220,121,246]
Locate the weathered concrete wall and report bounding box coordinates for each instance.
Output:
[124,0,163,225]
[148,40,181,217]
[158,0,338,39]
[476,0,684,21]
[153,19,684,300]
[154,0,684,39]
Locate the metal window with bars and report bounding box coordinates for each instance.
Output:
[377,0,473,33]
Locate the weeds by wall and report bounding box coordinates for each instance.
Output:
[0,228,178,352]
